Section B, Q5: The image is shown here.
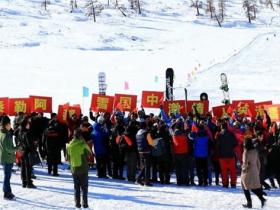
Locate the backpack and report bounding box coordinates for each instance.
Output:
[151,138,164,157]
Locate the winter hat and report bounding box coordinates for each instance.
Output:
[0,115,11,127]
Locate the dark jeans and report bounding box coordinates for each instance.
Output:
[212,160,220,185]
[126,152,137,182]
[112,152,124,179]
[2,163,13,196]
[73,173,88,208]
[137,153,151,184]
[96,155,107,178]
[21,154,32,185]
[152,155,171,184]
[48,163,58,175]
[195,157,208,185]
[174,154,190,185]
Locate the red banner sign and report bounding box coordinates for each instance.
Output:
[164,100,185,114]
[212,104,231,119]
[255,101,273,116]
[114,94,137,112]
[8,98,30,116]
[91,94,114,113]
[0,98,9,114]
[57,104,81,123]
[29,96,52,113]
[232,100,256,118]
[265,105,280,122]
[186,100,209,115]
[141,91,164,108]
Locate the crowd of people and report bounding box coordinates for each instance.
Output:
[0,106,280,209]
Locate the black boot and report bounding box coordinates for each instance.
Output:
[242,202,252,208]
[243,190,252,208]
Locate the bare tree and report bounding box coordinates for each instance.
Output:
[42,0,50,11]
[218,0,226,22]
[129,0,142,14]
[243,0,257,23]
[266,0,275,9]
[85,0,104,22]
[191,0,203,16]
[206,0,215,19]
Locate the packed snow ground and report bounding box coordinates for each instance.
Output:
[1,0,280,209]
[0,164,280,210]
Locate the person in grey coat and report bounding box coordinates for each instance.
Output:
[241,137,266,209]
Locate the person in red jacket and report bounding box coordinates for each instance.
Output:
[171,120,190,186]
[216,122,238,188]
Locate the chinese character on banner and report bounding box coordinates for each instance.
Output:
[212,104,231,119]
[29,96,52,113]
[91,94,114,113]
[114,94,137,112]
[186,101,209,115]
[8,98,30,116]
[232,100,256,118]
[255,101,273,117]
[163,100,185,114]
[264,105,280,122]
[57,104,81,123]
[0,98,9,114]
[141,91,164,108]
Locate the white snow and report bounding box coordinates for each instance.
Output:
[1,165,280,210]
[0,0,280,209]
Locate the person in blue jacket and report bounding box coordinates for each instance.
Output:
[193,122,210,186]
[91,116,109,178]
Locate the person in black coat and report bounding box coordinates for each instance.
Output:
[42,120,62,176]
[216,122,238,188]
[18,118,37,188]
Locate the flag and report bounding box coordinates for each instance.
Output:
[83,86,89,97]
[114,94,137,112]
[8,98,30,116]
[124,81,129,90]
[91,94,114,113]
[255,101,273,116]
[0,98,9,114]
[141,91,164,108]
[57,104,81,123]
[154,76,159,83]
[186,100,209,115]
[163,100,185,115]
[264,104,280,122]
[232,100,256,118]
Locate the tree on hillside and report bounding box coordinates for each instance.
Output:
[206,0,215,19]
[218,0,226,22]
[42,0,50,11]
[243,0,257,23]
[129,0,142,14]
[191,0,203,16]
[85,0,104,22]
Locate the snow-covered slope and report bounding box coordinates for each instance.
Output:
[1,0,280,111]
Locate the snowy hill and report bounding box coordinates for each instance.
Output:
[1,0,280,110]
[1,1,280,210]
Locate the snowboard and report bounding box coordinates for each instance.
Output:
[165,68,174,101]
[220,73,230,104]
[98,72,107,95]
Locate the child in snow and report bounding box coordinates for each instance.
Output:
[67,128,92,209]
